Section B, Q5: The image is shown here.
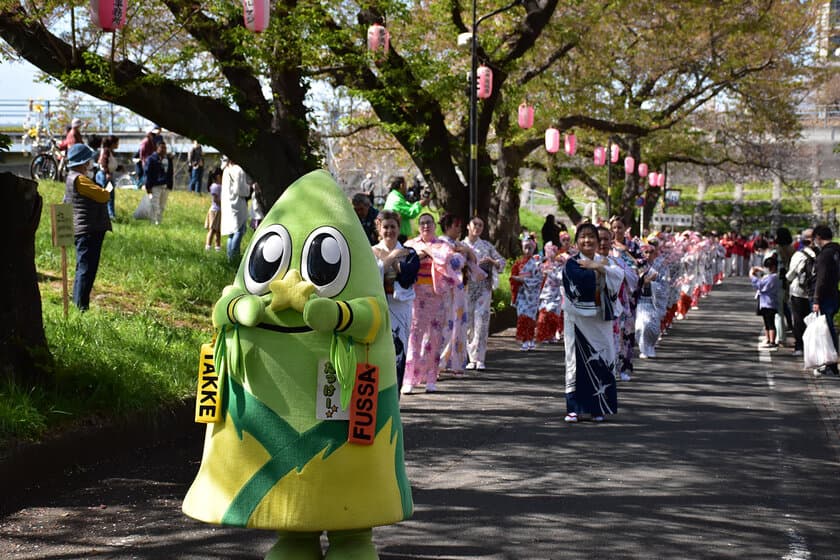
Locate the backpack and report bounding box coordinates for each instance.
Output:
[798,249,816,298]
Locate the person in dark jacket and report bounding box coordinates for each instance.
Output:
[811,224,840,375]
[63,143,112,311]
[143,141,174,225]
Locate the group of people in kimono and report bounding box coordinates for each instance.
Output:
[372,210,507,396]
[509,218,729,423]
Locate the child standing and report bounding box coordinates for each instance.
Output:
[204,168,222,251]
[750,255,780,349]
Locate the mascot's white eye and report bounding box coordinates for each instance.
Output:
[243,224,292,295]
[301,226,350,298]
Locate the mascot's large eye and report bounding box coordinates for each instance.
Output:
[301,226,350,298]
[243,224,292,295]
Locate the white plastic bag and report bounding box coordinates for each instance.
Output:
[803,312,838,369]
[133,194,151,220]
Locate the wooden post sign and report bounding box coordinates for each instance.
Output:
[51,204,73,318]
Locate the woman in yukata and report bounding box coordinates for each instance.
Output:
[462,216,506,370]
[635,237,670,359]
[402,213,462,394]
[562,223,624,424]
[510,237,543,351]
[536,242,565,345]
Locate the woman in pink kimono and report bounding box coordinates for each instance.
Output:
[438,213,472,375]
[402,213,462,394]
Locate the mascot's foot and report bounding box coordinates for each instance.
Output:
[324,529,378,560]
[265,531,323,560]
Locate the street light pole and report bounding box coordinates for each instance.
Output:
[468,0,521,218]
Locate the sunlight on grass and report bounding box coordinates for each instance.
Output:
[3,181,243,446]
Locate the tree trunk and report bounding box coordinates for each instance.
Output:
[1,173,51,386]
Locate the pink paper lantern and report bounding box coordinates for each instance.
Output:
[564,133,576,156]
[593,146,606,166]
[624,156,635,175]
[545,128,560,153]
[656,172,666,187]
[638,163,649,177]
[367,23,390,57]
[610,143,620,164]
[518,102,534,129]
[242,0,269,33]
[90,0,127,32]
[648,173,658,187]
[477,65,493,100]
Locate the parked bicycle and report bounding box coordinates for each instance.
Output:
[30,134,68,182]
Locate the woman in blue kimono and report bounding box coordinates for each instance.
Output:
[562,223,624,423]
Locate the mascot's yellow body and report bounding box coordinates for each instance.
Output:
[183,170,412,559]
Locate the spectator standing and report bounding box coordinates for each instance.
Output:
[63,144,112,311]
[786,228,817,357]
[383,175,429,242]
[58,117,84,151]
[135,126,161,187]
[143,141,174,225]
[541,214,563,250]
[95,135,120,220]
[811,225,840,376]
[220,159,251,262]
[204,168,223,251]
[562,223,623,423]
[352,192,380,245]
[750,256,780,349]
[462,216,505,370]
[188,140,204,194]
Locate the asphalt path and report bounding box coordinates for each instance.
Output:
[2,276,840,559]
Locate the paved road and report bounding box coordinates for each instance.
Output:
[2,277,840,559]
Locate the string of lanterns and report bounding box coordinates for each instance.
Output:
[88,10,664,193]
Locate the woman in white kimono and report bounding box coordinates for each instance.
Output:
[562,223,624,423]
[635,238,670,358]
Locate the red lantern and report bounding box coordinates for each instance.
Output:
[610,143,620,164]
[593,146,606,166]
[476,65,493,99]
[656,172,665,187]
[518,103,534,129]
[624,156,635,175]
[367,23,390,57]
[545,128,560,153]
[648,173,658,187]
[90,0,127,32]
[564,133,576,156]
[638,163,649,177]
[243,0,269,33]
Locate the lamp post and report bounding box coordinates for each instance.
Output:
[468,0,522,217]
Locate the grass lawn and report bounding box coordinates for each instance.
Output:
[3,182,240,448]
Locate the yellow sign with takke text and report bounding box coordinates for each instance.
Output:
[195,343,222,423]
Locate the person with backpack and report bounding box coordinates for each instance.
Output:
[786,228,817,357]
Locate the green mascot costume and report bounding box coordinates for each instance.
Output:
[183,170,413,559]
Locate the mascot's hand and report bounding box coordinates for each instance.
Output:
[213,288,265,328]
[303,295,340,333]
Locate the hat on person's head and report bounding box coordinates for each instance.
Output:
[147,125,161,134]
[66,144,96,168]
[71,118,83,128]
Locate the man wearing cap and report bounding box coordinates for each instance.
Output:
[63,144,113,311]
[58,118,84,151]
